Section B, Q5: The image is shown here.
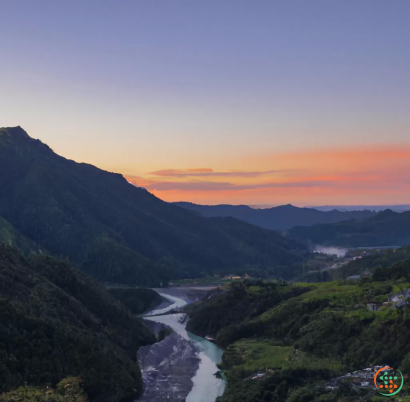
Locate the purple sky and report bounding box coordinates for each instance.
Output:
[1,1,410,204]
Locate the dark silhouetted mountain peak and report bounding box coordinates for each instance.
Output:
[274,204,297,210]
[0,127,306,285]
[0,126,30,139]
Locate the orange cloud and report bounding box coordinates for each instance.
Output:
[122,145,410,205]
[149,168,299,178]
[150,168,214,177]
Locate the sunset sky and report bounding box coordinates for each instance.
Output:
[1,1,410,205]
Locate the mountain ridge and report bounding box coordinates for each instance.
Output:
[0,127,307,285]
[288,208,410,247]
[173,201,377,231]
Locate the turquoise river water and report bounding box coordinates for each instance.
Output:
[144,292,226,402]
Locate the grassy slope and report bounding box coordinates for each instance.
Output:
[188,278,410,402]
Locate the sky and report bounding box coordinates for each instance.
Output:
[1,1,410,206]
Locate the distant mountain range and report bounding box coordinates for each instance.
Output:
[288,209,410,247]
[312,204,410,212]
[0,127,306,286]
[173,202,377,231]
[248,204,410,212]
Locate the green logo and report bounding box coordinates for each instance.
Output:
[374,366,404,396]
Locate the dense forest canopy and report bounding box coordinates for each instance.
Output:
[109,288,163,315]
[329,246,410,280]
[187,272,410,402]
[0,245,156,402]
[289,209,410,248]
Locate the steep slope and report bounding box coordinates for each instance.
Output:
[0,127,307,285]
[0,215,39,253]
[0,244,155,402]
[329,245,410,280]
[109,288,164,315]
[174,202,376,231]
[288,209,410,247]
[186,279,410,402]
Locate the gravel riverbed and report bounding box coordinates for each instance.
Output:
[137,287,224,402]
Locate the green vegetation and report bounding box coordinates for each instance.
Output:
[157,325,172,341]
[0,245,156,402]
[216,367,371,402]
[171,276,233,286]
[0,377,88,402]
[188,275,410,402]
[288,209,410,247]
[185,281,311,342]
[109,287,163,314]
[0,126,308,286]
[330,246,410,280]
[222,340,341,373]
[0,216,38,253]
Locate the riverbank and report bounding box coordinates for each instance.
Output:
[137,287,225,402]
[138,327,201,401]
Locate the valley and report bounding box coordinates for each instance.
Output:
[2,3,409,401]
[138,288,225,402]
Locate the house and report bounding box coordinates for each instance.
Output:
[222,275,241,280]
[395,300,410,309]
[347,275,361,280]
[367,303,380,311]
[252,373,266,380]
[389,288,410,302]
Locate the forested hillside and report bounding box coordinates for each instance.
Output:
[109,288,164,315]
[0,216,38,253]
[289,209,410,247]
[187,275,410,402]
[0,127,307,286]
[0,245,156,402]
[330,246,410,280]
[174,202,376,231]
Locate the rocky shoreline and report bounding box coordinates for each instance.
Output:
[138,321,201,401]
[138,332,200,402]
[137,287,222,402]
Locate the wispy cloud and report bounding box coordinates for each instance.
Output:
[145,180,331,191]
[123,144,410,205]
[149,168,299,178]
[143,176,401,192]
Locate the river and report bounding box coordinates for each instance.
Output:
[140,289,226,402]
